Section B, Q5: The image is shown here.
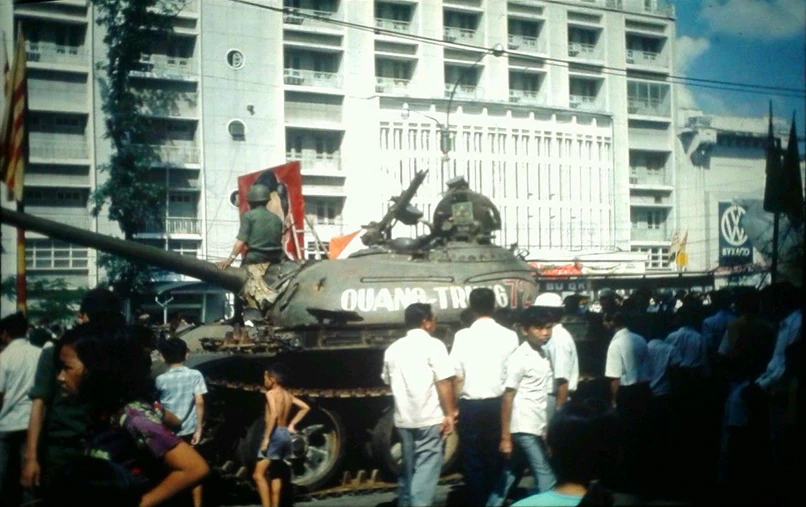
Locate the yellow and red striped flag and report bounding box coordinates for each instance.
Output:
[1,27,27,202]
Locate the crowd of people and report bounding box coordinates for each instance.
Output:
[382,283,802,507]
[0,280,802,507]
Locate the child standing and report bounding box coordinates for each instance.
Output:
[253,364,310,507]
[155,338,208,507]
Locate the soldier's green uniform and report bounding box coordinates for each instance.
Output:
[236,207,283,264]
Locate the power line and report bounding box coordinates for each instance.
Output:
[229,0,806,99]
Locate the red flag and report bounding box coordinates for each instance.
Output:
[237,161,305,260]
[1,28,27,202]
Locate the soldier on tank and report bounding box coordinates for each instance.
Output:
[218,183,284,310]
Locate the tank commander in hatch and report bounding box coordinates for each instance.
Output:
[431,176,501,244]
[218,183,284,310]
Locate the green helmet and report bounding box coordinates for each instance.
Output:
[247,183,271,203]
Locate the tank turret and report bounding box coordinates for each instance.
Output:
[432,175,502,244]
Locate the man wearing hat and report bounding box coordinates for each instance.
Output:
[534,293,579,422]
[218,183,284,310]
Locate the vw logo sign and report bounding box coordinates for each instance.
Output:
[720,205,748,247]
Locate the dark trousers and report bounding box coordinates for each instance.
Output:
[458,397,502,506]
[615,383,651,494]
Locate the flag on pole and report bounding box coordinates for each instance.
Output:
[763,101,785,215]
[780,113,803,226]
[329,229,367,259]
[1,27,27,202]
[668,231,680,265]
[676,229,689,269]
[237,161,305,260]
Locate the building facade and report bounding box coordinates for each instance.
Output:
[1,0,679,319]
[676,109,799,279]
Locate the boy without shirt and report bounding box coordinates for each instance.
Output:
[253,365,310,507]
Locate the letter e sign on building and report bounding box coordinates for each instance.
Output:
[718,202,753,267]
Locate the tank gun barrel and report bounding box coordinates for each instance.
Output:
[0,207,247,292]
[362,169,428,246]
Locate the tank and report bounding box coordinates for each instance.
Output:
[0,171,538,492]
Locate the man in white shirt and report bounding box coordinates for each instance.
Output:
[534,293,579,422]
[603,310,650,494]
[488,306,557,507]
[450,288,518,506]
[382,303,456,507]
[0,313,44,506]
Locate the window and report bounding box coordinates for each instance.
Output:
[168,240,200,257]
[632,246,669,269]
[26,240,88,270]
[228,120,246,141]
[227,49,245,69]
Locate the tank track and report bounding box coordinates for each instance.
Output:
[206,379,392,399]
[216,459,462,501]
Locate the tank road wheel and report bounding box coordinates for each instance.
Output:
[236,407,346,492]
[287,407,346,491]
[371,408,459,479]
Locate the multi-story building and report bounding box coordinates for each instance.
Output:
[676,109,798,279]
[1,0,678,319]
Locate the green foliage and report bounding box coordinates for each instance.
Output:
[96,253,155,295]
[1,276,89,326]
[89,0,186,294]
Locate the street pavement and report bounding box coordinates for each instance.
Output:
[232,477,692,507]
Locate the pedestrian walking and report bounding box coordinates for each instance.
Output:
[535,293,579,420]
[382,303,456,507]
[49,322,209,507]
[450,288,519,506]
[156,337,208,507]
[22,287,126,501]
[602,311,650,493]
[0,313,46,506]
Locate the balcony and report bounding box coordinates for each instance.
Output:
[143,217,202,235]
[283,68,342,89]
[133,143,200,165]
[28,87,88,113]
[626,49,668,68]
[33,213,91,231]
[138,92,199,118]
[26,42,88,68]
[287,155,342,174]
[375,77,410,94]
[507,34,546,54]
[628,97,670,118]
[629,170,671,188]
[569,94,601,111]
[445,84,482,100]
[509,89,546,105]
[282,8,340,30]
[568,42,602,60]
[133,54,197,80]
[29,141,88,161]
[443,26,479,44]
[375,18,412,34]
[631,228,668,242]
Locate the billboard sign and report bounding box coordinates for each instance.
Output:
[718,201,753,266]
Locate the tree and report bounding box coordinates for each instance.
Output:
[90,0,186,294]
[1,276,88,326]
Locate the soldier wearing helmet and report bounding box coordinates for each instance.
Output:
[218,183,284,310]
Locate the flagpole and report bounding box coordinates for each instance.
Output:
[770,212,779,284]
